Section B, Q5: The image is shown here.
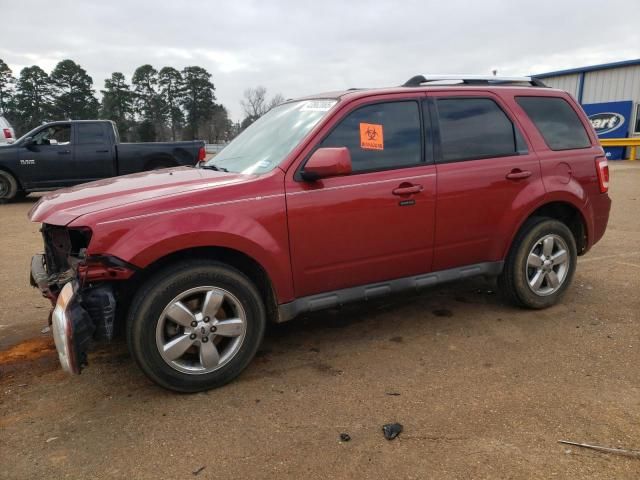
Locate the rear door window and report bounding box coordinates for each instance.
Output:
[516,96,591,150]
[77,123,107,145]
[319,101,423,173]
[435,97,526,163]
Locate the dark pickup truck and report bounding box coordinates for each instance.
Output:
[0,120,205,201]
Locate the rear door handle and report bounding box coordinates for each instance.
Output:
[506,169,532,180]
[96,149,109,153]
[392,184,423,195]
[57,150,71,155]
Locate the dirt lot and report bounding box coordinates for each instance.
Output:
[1,164,639,479]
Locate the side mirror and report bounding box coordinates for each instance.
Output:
[22,136,34,148]
[301,147,352,181]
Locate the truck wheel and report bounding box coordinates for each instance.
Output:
[126,260,266,392]
[0,170,18,203]
[498,217,577,309]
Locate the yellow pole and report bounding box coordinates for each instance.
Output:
[630,145,637,161]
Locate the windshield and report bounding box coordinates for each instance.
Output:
[205,99,337,174]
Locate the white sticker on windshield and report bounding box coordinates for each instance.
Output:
[300,100,335,112]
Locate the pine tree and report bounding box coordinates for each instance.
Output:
[131,64,167,140]
[181,66,215,139]
[158,67,185,141]
[100,72,134,140]
[0,59,15,114]
[49,59,99,119]
[207,104,232,143]
[14,66,53,133]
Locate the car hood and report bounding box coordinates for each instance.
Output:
[29,167,252,226]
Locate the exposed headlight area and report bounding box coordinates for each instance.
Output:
[32,225,133,374]
[41,224,92,276]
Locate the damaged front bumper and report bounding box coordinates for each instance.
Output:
[31,254,117,375]
[51,281,88,374]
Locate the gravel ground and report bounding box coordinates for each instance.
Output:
[1,163,639,479]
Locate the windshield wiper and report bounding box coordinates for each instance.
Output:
[200,164,229,172]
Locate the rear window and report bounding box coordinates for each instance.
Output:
[516,97,591,150]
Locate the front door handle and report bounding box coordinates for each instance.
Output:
[392,184,423,196]
[96,149,109,153]
[57,150,71,155]
[506,169,532,180]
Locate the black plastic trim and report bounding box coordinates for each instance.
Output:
[277,261,504,323]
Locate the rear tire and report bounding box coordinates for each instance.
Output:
[499,217,577,309]
[126,260,266,392]
[0,170,18,203]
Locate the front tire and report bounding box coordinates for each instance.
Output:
[0,170,18,203]
[499,217,577,309]
[126,260,266,392]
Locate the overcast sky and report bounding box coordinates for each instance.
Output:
[2,0,639,121]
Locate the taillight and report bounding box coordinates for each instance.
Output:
[197,146,206,163]
[595,156,609,193]
[3,128,11,139]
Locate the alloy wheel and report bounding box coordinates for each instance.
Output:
[526,234,570,296]
[155,286,247,374]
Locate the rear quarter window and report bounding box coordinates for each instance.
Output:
[516,96,591,150]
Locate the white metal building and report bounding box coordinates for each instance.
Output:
[534,59,640,159]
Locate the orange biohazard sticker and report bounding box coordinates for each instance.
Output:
[360,123,384,150]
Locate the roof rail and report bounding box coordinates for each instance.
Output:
[402,75,547,88]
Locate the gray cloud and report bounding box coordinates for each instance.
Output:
[2,0,639,120]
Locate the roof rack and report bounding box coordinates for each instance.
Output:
[402,75,547,88]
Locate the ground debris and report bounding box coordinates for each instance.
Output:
[192,466,206,476]
[559,440,640,459]
[339,433,351,442]
[382,423,403,440]
[385,392,401,396]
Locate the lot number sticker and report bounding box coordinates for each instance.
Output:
[300,100,335,111]
[360,123,384,150]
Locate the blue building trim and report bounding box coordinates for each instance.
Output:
[577,72,585,104]
[533,58,640,79]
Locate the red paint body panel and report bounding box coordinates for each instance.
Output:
[426,90,546,270]
[28,84,611,307]
[285,166,436,296]
[30,168,294,302]
[503,89,611,251]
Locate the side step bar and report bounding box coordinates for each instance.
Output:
[277,261,503,323]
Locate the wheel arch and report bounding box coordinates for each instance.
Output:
[143,154,178,170]
[119,246,280,325]
[505,200,588,259]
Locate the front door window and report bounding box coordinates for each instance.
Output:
[32,125,71,146]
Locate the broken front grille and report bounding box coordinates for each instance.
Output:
[41,224,92,277]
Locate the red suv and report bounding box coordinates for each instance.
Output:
[29,75,611,392]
